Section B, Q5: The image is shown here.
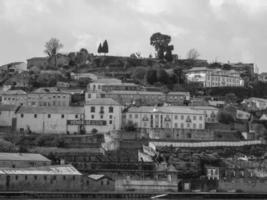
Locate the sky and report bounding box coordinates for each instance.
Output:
[0,0,267,72]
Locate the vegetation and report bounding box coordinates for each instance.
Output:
[44,38,63,68]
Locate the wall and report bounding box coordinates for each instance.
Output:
[16,113,81,134]
[0,160,51,168]
[0,110,15,127]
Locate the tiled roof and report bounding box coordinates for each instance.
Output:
[17,106,84,114]
[86,98,120,106]
[0,153,50,162]
[0,164,81,175]
[0,105,19,111]
[2,90,27,95]
[127,106,205,115]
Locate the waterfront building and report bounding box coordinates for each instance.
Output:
[185,67,244,87]
[84,98,122,133]
[87,174,114,191]
[0,105,19,127]
[0,165,83,191]
[1,90,27,106]
[16,106,84,134]
[0,153,51,168]
[27,87,71,107]
[124,106,205,130]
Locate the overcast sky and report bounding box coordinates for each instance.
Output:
[0,0,267,71]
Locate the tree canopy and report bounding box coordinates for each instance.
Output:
[44,38,63,57]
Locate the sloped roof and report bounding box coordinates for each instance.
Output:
[0,164,81,175]
[0,105,19,111]
[17,106,84,114]
[0,153,50,162]
[127,106,204,115]
[88,174,113,181]
[2,90,27,95]
[86,98,120,106]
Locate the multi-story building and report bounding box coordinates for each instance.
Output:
[84,98,122,133]
[190,106,218,123]
[16,106,84,134]
[124,106,205,130]
[86,90,190,106]
[27,87,71,107]
[185,67,244,87]
[1,90,28,106]
[87,78,123,92]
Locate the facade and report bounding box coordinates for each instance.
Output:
[0,153,51,168]
[16,106,84,134]
[1,90,28,106]
[124,106,205,130]
[242,97,267,111]
[87,174,114,191]
[185,67,244,88]
[84,98,122,133]
[0,165,84,191]
[190,106,218,123]
[87,78,122,92]
[27,87,71,107]
[0,105,18,127]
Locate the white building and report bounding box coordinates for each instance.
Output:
[125,106,205,130]
[84,98,122,133]
[87,78,122,92]
[190,106,218,123]
[1,90,28,106]
[185,67,244,87]
[16,106,84,134]
[0,105,18,127]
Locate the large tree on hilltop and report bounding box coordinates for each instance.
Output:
[97,43,103,54]
[102,40,109,54]
[44,38,63,68]
[150,32,173,61]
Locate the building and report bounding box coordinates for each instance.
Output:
[0,164,84,191]
[84,98,122,133]
[27,87,71,107]
[205,165,220,180]
[190,106,218,123]
[87,78,122,92]
[1,90,28,106]
[229,62,254,79]
[0,105,19,127]
[242,97,267,111]
[0,62,27,74]
[185,67,244,88]
[87,174,114,191]
[0,153,51,168]
[71,72,98,81]
[16,106,84,134]
[124,106,205,130]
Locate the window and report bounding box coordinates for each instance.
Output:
[34,176,37,180]
[75,114,78,119]
[48,114,51,118]
[199,116,203,120]
[100,115,103,119]
[199,124,202,129]
[44,176,47,180]
[91,106,95,113]
[15,175,18,180]
[100,106,104,113]
[73,176,75,180]
[135,114,138,119]
[109,120,112,124]
[21,114,24,118]
[109,106,114,113]
[91,115,94,119]
[25,175,28,180]
[193,116,196,120]
[193,123,196,129]
[181,115,184,120]
[109,115,112,119]
[174,123,178,128]
[63,176,66,180]
[129,114,132,119]
[34,114,37,118]
[87,93,91,98]
[61,114,64,118]
[174,115,178,120]
[181,123,184,129]
[187,123,190,128]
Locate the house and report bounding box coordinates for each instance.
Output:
[0,153,51,168]
[27,87,71,107]
[1,90,28,106]
[0,164,84,191]
[0,62,27,74]
[86,174,114,191]
[0,105,19,127]
[185,67,244,87]
[16,106,84,134]
[125,106,205,130]
[205,165,220,180]
[84,98,122,133]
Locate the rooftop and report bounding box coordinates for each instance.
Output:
[0,164,81,175]
[108,90,163,95]
[0,105,19,111]
[0,153,50,162]
[86,98,120,106]
[17,106,84,114]
[94,78,122,84]
[32,87,68,94]
[127,106,205,115]
[2,90,27,95]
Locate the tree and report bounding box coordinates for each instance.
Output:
[187,48,200,60]
[217,110,235,124]
[150,32,172,60]
[44,38,63,68]
[165,45,173,62]
[102,40,109,54]
[157,69,169,84]
[97,43,103,54]
[225,93,237,104]
[146,69,158,84]
[132,67,147,81]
